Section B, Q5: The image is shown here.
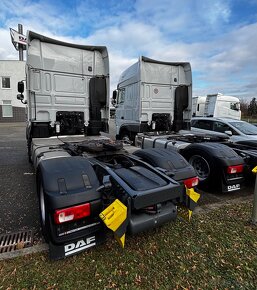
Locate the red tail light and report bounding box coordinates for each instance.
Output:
[184,177,199,188]
[54,203,91,224]
[227,165,243,174]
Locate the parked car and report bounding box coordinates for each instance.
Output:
[191,117,257,143]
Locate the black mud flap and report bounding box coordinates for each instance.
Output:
[222,182,241,193]
[49,231,106,260]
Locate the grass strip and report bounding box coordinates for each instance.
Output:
[0,201,257,290]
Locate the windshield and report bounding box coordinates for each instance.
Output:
[229,121,257,135]
[230,102,240,111]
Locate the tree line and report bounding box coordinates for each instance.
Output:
[240,97,257,117]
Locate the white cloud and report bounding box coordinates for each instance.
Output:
[0,28,18,59]
[0,0,256,100]
[85,21,163,55]
[109,52,137,91]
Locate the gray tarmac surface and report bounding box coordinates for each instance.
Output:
[0,122,40,240]
[0,121,254,244]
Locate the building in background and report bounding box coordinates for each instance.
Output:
[0,60,25,122]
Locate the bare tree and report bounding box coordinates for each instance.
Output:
[248,98,257,117]
[240,100,249,117]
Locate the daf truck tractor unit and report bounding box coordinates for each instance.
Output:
[113,56,192,143]
[17,32,200,260]
[113,57,252,193]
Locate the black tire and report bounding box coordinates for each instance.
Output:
[182,149,217,189]
[27,138,32,163]
[37,174,50,242]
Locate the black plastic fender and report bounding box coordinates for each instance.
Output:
[181,142,244,191]
[37,156,101,210]
[117,123,148,144]
[133,148,196,183]
[37,156,103,245]
[181,143,244,167]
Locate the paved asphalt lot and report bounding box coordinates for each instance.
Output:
[0,122,254,244]
[0,122,40,240]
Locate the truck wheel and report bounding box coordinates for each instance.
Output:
[183,149,216,188]
[27,139,32,163]
[188,154,211,181]
[37,176,49,242]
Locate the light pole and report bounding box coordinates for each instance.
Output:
[18,24,23,61]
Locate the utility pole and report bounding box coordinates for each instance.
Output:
[18,24,23,61]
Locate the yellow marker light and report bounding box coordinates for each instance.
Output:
[252,166,257,174]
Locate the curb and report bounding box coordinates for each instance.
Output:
[0,122,26,127]
[0,243,48,261]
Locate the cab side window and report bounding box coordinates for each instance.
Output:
[117,88,125,104]
[213,121,238,135]
[191,120,198,127]
[194,120,213,130]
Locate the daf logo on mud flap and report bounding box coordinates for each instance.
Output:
[227,184,240,192]
[64,236,96,256]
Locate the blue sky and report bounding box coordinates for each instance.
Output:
[0,0,256,100]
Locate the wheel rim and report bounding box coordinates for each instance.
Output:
[40,184,46,226]
[189,155,210,181]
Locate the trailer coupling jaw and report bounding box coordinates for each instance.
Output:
[99,199,128,248]
[178,187,201,221]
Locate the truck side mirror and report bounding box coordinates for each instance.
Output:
[17,94,24,101]
[112,90,117,106]
[18,81,24,93]
[113,90,117,100]
[17,93,27,104]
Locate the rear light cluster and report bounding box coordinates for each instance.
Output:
[54,203,91,224]
[227,165,243,174]
[183,177,199,188]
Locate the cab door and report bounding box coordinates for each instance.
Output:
[115,88,125,134]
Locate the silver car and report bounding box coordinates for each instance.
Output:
[191,117,257,143]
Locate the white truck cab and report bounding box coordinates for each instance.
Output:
[113,56,192,142]
[192,93,241,120]
[18,31,110,142]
